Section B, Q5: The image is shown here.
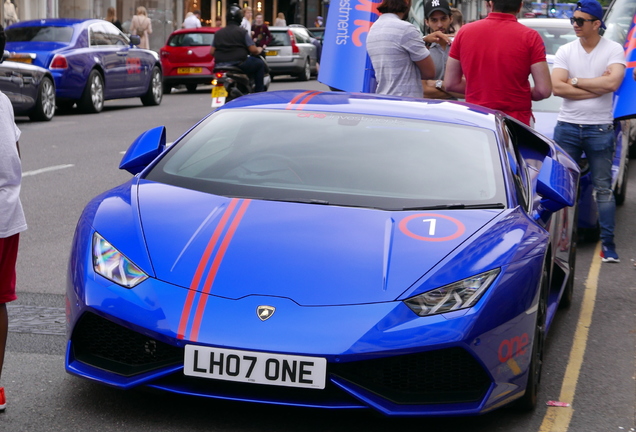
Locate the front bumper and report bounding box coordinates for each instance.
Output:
[65,269,538,416]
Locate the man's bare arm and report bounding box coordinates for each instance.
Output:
[443,57,466,95]
[530,61,552,101]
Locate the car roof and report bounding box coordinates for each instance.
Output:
[217,90,500,130]
[517,18,571,28]
[7,18,100,28]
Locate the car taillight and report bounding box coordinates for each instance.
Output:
[288,30,300,54]
[50,54,68,69]
[215,72,225,78]
[160,50,169,57]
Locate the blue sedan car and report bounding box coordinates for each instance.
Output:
[5,19,162,113]
[66,91,579,416]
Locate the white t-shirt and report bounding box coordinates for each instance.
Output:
[553,37,626,124]
[241,18,251,33]
[183,14,201,29]
[0,91,27,238]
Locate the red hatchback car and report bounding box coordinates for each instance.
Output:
[160,27,219,93]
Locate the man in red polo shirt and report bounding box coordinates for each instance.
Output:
[443,0,552,125]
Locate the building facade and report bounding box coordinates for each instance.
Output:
[2,0,328,51]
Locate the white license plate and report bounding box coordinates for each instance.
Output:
[184,345,327,389]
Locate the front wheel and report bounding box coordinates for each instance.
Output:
[514,266,548,411]
[141,66,163,106]
[78,70,104,113]
[29,76,56,121]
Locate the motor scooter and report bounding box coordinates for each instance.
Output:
[211,52,271,108]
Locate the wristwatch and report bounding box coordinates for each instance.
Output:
[435,80,444,90]
[570,77,578,87]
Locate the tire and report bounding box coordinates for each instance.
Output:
[185,83,198,93]
[559,210,577,309]
[614,161,628,206]
[141,66,163,106]
[579,222,600,243]
[162,83,172,94]
[29,76,56,121]
[515,265,548,411]
[296,58,310,81]
[78,70,104,113]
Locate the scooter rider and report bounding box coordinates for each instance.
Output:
[210,4,265,92]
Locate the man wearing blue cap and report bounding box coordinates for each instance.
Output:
[552,0,626,263]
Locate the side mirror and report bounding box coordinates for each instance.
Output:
[119,126,166,175]
[536,156,577,214]
[129,34,141,46]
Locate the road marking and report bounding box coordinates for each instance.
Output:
[539,242,602,432]
[22,164,74,177]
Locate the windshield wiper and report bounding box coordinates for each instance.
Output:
[402,203,506,211]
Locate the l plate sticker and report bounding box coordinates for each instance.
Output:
[398,213,465,242]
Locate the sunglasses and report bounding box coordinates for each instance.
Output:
[570,16,598,26]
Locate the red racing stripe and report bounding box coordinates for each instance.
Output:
[176,198,240,339]
[296,91,322,110]
[285,91,315,110]
[189,199,252,341]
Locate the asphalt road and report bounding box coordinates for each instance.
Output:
[3,77,635,431]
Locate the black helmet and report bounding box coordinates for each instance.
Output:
[227,4,243,24]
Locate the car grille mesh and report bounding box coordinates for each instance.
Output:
[331,347,491,404]
[71,312,183,376]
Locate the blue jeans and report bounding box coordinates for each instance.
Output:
[553,121,616,245]
[238,55,265,92]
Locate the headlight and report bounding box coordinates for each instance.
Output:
[404,269,500,317]
[92,232,148,288]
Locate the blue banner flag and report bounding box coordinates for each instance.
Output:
[318,0,382,92]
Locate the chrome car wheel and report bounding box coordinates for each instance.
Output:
[79,70,104,113]
[297,59,310,82]
[141,66,163,106]
[29,76,56,121]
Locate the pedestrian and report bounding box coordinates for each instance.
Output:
[314,15,323,27]
[130,6,152,50]
[3,0,18,27]
[105,7,122,32]
[421,0,459,99]
[241,6,252,33]
[551,0,626,263]
[274,12,286,27]
[444,0,552,125]
[215,16,223,27]
[366,0,435,98]
[183,9,202,29]
[0,24,28,412]
[448,7,463,36]
[252,13,272,47]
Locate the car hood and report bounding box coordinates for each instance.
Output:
[128,181,502,306]
[5,41,66,68]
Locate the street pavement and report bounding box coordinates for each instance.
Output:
[2,77,635,431]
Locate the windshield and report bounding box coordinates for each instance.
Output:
[603,0,636,45]
[6,26,74,43]
[145,109,507,210]
[169,32,215,47]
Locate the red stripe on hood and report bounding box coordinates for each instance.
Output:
[176,198,240,339]
[189,199,251,341]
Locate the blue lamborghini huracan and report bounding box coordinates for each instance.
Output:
[66,90,579,417]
